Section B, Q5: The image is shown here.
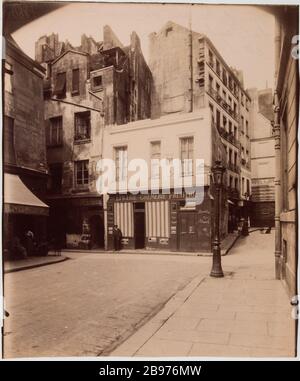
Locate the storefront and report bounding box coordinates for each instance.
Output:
[107,187,213,252]
[3,173,49,258]
[47,194,104,249]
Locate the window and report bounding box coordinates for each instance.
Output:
[115,146,128,182]
[75,160,89,187]
[242,177,245,194]
[209,75,213,91]
[209,103,214,122]
[241,116,244,133]
[234,126,237,139]
[4,61,13,93]
[246,179,250,195]
[229,121,232,135]
[208,50,214,66]
[150,141,161,179]
[216,83,220,95]
[246,120,249,136]
[72,68,80,94]
[235,178,238,190]
[234,152,237,166]
[223,116,227,130]
[229,148,232,164]
[92,75,103,89]
[53,72,66,98]
[229,175,233,189]
[216,110,221,129]
[222,69,227,86]
[216,60,221,76]
[222,90,226,101]
[49,163,63,193]
[47,116,63,147]
[3,116,15,164]
[180,137,194,176]
[74,111,91,141]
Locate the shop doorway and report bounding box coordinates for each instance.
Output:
[134,203,145,249]
[179,212,198,252]
[89,214,104,248]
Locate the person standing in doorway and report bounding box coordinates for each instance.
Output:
[113,225,122,252]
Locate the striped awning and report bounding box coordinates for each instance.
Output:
[4,173,49,216]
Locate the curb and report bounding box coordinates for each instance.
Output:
[109,273,206,357]
[221,234,241,256]
[4,256,69,274]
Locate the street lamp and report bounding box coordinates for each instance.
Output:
[210,160,225,278]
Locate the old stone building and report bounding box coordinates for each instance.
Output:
[248,88,275,227]
[3,35,49,257]
[273,6,298,297]
[149,21,253,231]
[35,26,152,248]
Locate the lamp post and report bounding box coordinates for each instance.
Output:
[210,160,225,278]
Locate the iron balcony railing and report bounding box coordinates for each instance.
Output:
[208,86,238,121]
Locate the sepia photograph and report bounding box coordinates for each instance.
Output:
[1,0,299,361]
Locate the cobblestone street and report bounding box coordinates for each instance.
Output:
[3,252,211,358]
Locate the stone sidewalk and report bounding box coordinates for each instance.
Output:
[111,230,297,358]
[4,255,68,273]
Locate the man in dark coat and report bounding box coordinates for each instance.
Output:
[113,225,122,251]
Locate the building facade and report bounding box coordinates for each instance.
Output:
[149,21,252,231]
[3,35,49,257]
[102,109,227,252]
[248,88,275,227]
[35,26,152,249]
[273,6,298,297]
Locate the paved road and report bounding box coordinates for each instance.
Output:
[3,252,211,358]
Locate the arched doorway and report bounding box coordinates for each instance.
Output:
[89,215,104,249]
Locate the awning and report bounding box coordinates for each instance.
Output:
[4,173,49,216]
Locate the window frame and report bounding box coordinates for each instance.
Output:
[74,160,89,188]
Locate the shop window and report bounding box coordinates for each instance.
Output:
[47,116,63,147]
[75,160,89,188]
[74,111,91,141]
[53,72,66,98]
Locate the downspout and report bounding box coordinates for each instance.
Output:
[188,9,193,113]
[273,16,282,280]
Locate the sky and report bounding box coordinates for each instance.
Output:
[12,2,275,90]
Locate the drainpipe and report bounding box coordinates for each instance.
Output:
[273,91,281,280]
[188,10,193,113]
[273,16,282,280]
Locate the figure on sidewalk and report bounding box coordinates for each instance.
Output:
[25,230,35,256]
[113,225,123,252]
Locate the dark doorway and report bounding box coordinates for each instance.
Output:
[89,214,104,248]
[179,212,198,252]
[134,203,145,249]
